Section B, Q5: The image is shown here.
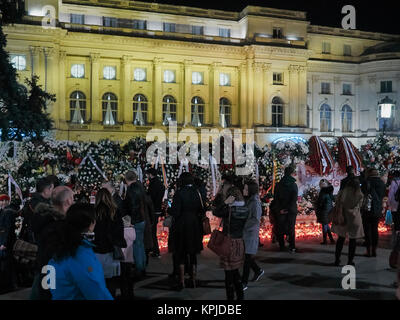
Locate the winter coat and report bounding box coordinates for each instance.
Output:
[31,203,66,272]
[93,209,126,254]
[388,178,400,212]
[361,175,386,218]
[20,193,51,243]
[273,175,298,216]
[331,186,364,239]
[0,206,17,258]
[168,185,204,255]
[213,201,249,239]
[147,177,165,213]
[243,195,262,255]
[143,194,155,251]
[339,173,355,191]
[120,182,145,225]
[316,186,334,225]
[48,239,113,300]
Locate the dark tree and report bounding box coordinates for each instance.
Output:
[1,1,55,141]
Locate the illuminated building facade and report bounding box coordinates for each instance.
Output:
[4,0,400,146]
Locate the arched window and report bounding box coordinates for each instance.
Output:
[320,104,332,132]
[70,91,86,124]
[133,94,147,126]
[191,96,204,127]
[341,104,352,132]
[162,95,177,126]
[271,97,284,127]
[102,92,117,126]
[219,97,231,128]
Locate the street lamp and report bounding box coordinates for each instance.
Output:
[379,96,395,135]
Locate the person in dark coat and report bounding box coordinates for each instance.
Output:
[340,166,355,191]
[361,168,386,257]
[273,165,298,252]
[146,168,165,258]
[120,171,147,274]
[93,188,127,298]
[168,172,204,291]
[30,186,75,300]
[20,177,54,244]
[213,185,249,300]
[316,179,335,245]
[0,196,18,293]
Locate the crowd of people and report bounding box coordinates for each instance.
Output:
[0,162,399,300]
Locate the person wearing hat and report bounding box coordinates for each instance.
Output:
[316,179,335,245]
[361,168,386,257]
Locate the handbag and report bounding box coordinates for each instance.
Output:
[207,207,232,258]
[13,239,38,264]
[163,215,173,228]
[113,246,125,261]
[197,190,211,235]
[328,192,345,226]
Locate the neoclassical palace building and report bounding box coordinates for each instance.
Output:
[4,0,400,146]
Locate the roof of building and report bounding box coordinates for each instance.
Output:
[361,41,400,56]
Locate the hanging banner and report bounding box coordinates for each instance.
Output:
[8,173,24,204]
[338,137,363,173]
[309,136,334,175]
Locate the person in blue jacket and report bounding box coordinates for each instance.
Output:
[47,203,113,300]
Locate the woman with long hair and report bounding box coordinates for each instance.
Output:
[168,172,205,290]
[242,181,264,291]
[316,179,335,245]
[47,203,113,300]
[213,185,249,300]
[331,177,364,266]
[93,188,126,298]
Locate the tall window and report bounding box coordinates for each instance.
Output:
[378,104,395,131]
[102,93,117,126]
[10,55,26,71]
[133,94,147,126]
[219,28,231,38]
[192,26,204,35]
[343,83,352,95]
[219,98,231,128]
[321,82,331,94]
[162,95,177,126]
[133,19,146,30]
[343,44,352,56]
[71,14,84,24]
[273,72,284,85]
[322,42,331,54]
[320,104,332,132]
[70,91,86,124]
[103,17,118,27]
[191,96,204,127]
[381,81,392,93]
[163,23,176,32]
[271,97,284,127]
[273,27,283,39]
[341,105,352,132]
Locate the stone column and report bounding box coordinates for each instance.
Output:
[184,60,193,125]
[121,55,132,123]
[368,75,377,131]
[354,77,361,134]
[247,59,254,127]
[90,53,101,123]
[263,63,272,126]
[288,65,299,126]
[232,67,239,126]
[239,62,247,128]
[58,50,67,124]
[30,46,42,84]
[253,62,263,126]
[44,47,58,123]
[153,57,163,126]
[209,62,220,126]
[298,66,307,127]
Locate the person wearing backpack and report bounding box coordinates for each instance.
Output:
[388,171,400,231]
[361,168,386,257]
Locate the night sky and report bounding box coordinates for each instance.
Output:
[144,0,400,35]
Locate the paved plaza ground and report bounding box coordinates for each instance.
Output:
[1,231,397,300]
